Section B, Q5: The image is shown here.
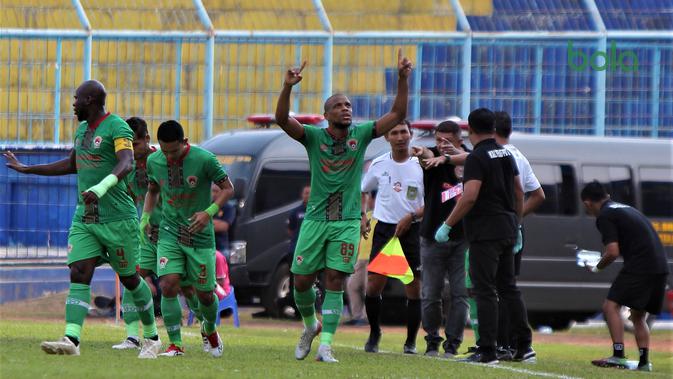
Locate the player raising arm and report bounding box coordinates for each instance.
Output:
[274,49,411,363]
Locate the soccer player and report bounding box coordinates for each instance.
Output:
[581,181,668,372]
[112,116,162,350]
[360,120,424,354]
[275,49,412,363]
[143,120,233,357]
[3,80,161,358]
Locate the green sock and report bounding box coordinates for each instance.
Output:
[468,296,480,342]
[121,288,140,338]
[161,296,183,348]
[199,292,219,335]
[64,283,90,342]
[320,290,343,346]
[129,279,158,339]
[294,288,318,329]
[185,293,203,322]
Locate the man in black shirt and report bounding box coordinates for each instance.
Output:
[412,120,470,357]
[581,181,669,372]
[435,108,533,364]
[287,185,310,254]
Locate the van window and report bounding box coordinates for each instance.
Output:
[582,165,635,206]
[639,167,673,218]
[530,163,577,215]
[254,161,310,216]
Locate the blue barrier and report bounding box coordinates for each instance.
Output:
[0,148,76,252]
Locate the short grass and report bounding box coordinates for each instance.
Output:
[1,317,671,379]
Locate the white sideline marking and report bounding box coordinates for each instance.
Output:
[334,343,582,379]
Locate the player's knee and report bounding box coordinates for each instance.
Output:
[119,274,140,290]
[293,275,314,292]
[602,300,619,315]
[159,278,180,297]
[630,309,646,323]
[69,262,94,284]
[196,290,215,305]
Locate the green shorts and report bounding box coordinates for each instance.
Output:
[291,219,360,275]
[138,225,159,273]
[156,239,216,291]
[67,219,140,277]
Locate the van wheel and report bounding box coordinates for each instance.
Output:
[261,263,297,319]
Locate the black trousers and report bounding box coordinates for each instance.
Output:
[469,238,532,352]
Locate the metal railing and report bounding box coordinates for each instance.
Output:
[0,0,671,258]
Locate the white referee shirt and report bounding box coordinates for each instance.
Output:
[361,152,424,224]
[504,144,541,192]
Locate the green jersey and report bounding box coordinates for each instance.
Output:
[301,122,375,221]
[147,144,228,248]
[73,113,137,224]
[128,148,162,226]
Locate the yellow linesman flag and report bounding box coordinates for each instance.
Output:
[367,237,414,285]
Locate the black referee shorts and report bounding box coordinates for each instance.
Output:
[368,221,421,277]
[607,272,668,314]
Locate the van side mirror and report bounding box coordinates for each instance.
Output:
[233,178,247,200]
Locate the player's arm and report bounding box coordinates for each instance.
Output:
[275,61,307,141]
[81,139,134,204]
[4,149,76,176]
[593,242,620,271]
[189,177,234,234]
[360,192,371,239]
[139,180,160,239]
[374,49,412,137]
[523,186,545,216]
[445,180,480,228]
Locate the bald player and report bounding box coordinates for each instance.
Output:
[275,49,412,363]
[4,80,161,358]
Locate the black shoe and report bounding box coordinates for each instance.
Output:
[403,344,417,354]
[465,345,478,354]
[425,341,440,357]
[496,346,514,361]
[459,350,499,364]
[513,347,537,362]
[364,330,381,353]
[443,344,458,358]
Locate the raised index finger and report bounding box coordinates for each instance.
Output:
[397,48,402,62]
[298,60,307,74]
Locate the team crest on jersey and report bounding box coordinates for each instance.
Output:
[159,257,168,269]
[296,256,304,265]
[320,143,328,152]
[347,138,358,151]
[67,244,73,252]
[93,136,103,149]
[187,176,198,188]
[393,181,402,192]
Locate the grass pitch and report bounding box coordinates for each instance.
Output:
[1,315,671,379]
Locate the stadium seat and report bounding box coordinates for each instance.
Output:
[187,286,240,328]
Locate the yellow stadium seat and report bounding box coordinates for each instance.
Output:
[460,0,493,16]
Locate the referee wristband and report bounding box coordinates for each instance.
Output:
[204,203,220,218]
